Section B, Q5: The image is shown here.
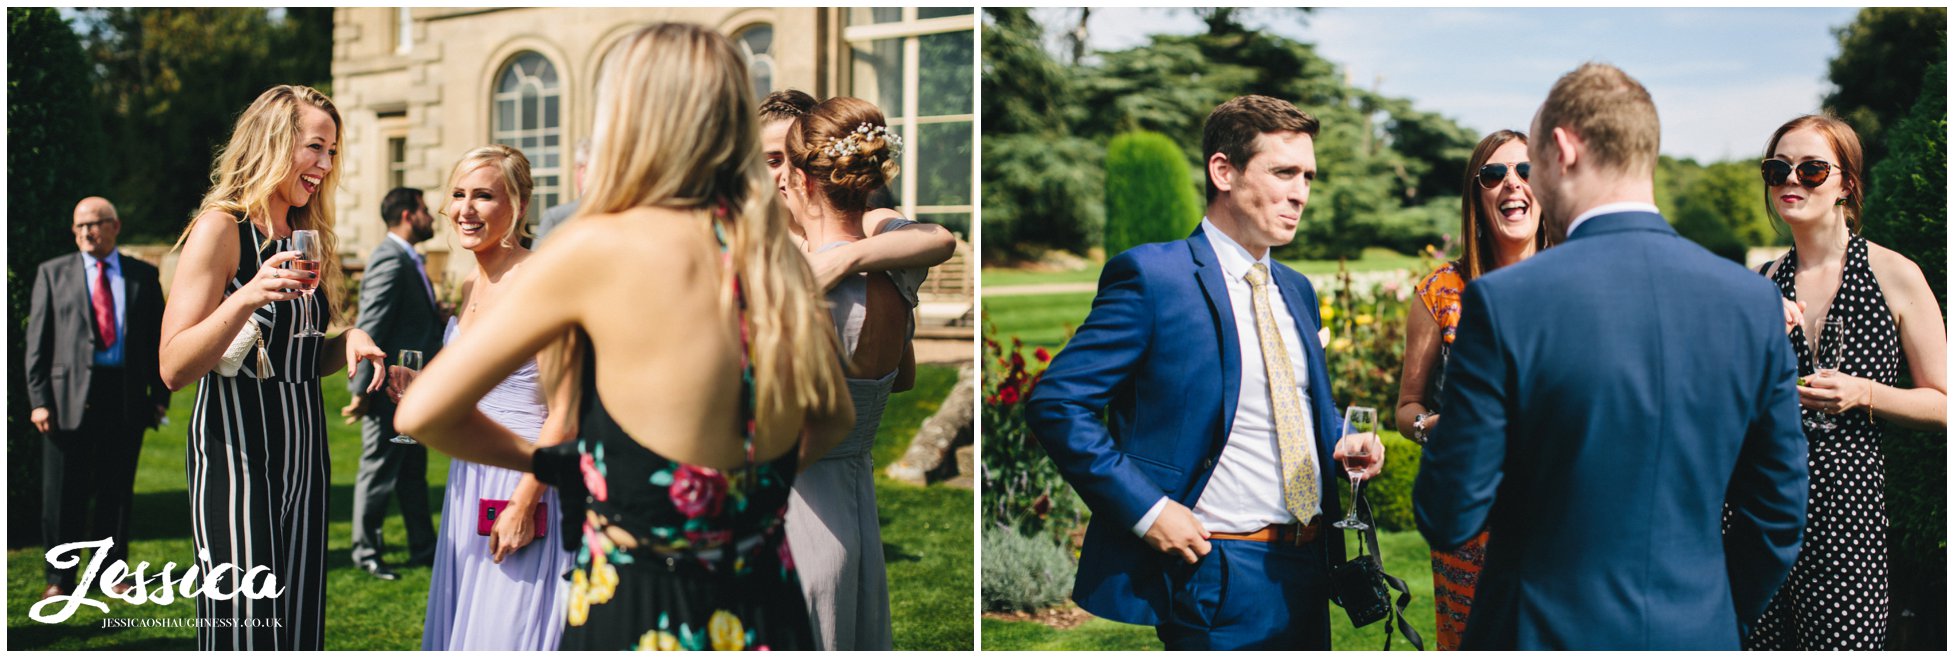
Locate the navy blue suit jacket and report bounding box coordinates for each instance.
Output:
[1412,212,1808,649]
[1026,227,1347,626]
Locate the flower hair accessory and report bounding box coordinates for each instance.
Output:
[821,123,903,161]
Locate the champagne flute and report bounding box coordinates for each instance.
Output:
[291,229,326,337]
[1333,406,1377,531]
[391,349,424,444]
[1814,317,1843,431]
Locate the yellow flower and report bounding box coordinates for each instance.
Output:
[568,570,591,627]
[1320,304,1336,322]
[708,610,746,651]
[589,563,620,605]
[1331,337,1352,352]
[638,630,682,651]
[1355,314,1374,326]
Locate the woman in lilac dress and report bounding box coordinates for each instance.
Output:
[398,144,574,650]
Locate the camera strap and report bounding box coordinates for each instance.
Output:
[1353,488,1425,651]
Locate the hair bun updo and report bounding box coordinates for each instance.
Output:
[785,96,901,212]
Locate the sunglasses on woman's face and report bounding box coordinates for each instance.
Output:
[1477,162,1529,189]
[1760,159,1839,188]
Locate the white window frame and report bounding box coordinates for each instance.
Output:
[489,52,563,223]
[842,8,975,231]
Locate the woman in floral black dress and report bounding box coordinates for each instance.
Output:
[395,22,854,651]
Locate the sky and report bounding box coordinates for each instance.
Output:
[1029,7,1863,163]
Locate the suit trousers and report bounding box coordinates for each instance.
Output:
[1156,538,1332,650]
[42,368,145,589]
[350,405,435,564]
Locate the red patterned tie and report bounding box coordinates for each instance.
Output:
[93,260,117,347]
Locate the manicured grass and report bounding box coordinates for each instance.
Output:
[978,529,1437,651]
[982,292,1097,350]
[981,247,1426,289]
[12,366,973,650]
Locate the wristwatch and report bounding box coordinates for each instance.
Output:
[1411,412,1432,443]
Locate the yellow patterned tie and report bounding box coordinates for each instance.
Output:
[1245,263,1319,522]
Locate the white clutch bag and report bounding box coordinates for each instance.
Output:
[215,319,273,379]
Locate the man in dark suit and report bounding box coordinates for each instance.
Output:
[25,197,170,600]
[532,137,589,247]
[1412,63,1808,649]
[347,187,442,580]
[1027,95,1383,649]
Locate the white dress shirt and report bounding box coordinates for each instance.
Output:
[1132,219,1319,537]
[1565,201,1662,239]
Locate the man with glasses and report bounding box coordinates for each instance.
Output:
[25,197,170,600]
[1412,63,1809,649]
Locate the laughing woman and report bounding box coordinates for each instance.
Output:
[160,85,387,650]
[1745,114,1946,650]
[1396,129,1552,651]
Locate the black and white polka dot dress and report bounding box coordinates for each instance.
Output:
[1746,235,1899,650]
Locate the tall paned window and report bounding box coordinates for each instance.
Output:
[844,8,975,237]
[491,52,563,224]
[387,136,407,190]
[736,24,776,102]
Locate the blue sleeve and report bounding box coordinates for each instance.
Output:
[1723,311,1809,623]
[1024,252,1167,531]
[1414,280,1509,550]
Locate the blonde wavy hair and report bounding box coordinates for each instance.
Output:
[558,22,845,424]
[443,144,536,248]
[177,85,347,325]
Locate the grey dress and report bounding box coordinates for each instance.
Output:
[785,219,927,650]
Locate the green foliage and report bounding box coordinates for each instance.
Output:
[8,7,107,549]
[981,326,1087,541]
[1657,156,1787,255]
[1824,7,1947,173]
[77,8,333,241]
[1103,131,1202,256]
[980,525,1077,613]
[1319,263,1416,427]
[981,9,1105,259]
[1862,60,1946,583]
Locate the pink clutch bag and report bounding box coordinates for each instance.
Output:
[476,499,548,537]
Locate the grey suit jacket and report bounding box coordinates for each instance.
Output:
[533,200,580,247]
[349,236,444,405]
[25,251,170,431]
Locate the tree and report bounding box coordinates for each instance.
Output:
[78,8,333,241]
[980,8,1105,260]
[1824,7,1947,174]
[1103,131,1202,256]
[8,7,107,547]
[1857,60,1946,650]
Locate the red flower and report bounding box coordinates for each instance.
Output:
[1010,351,1026,369]
[669,465,728,518]
[999,386,1021,405]
[1034,347,1051,363]
[1032,493,1051,518]
[580,453,609,502]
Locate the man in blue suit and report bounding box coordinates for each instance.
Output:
[1412,63,1808,649]
[1027,95,1384,650]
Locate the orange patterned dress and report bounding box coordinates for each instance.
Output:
[1414,262,1489,651]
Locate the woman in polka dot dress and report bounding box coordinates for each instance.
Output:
[1746,114,1947,650]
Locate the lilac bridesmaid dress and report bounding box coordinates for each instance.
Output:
[420,319,573,650]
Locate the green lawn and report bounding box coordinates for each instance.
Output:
[983,292,1097,350]
[10,366,972,651]
[982,247,1427,289]
[980,529,1437,651]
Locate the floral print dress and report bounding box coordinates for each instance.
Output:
[534,221,813,651]
[1415,262,1489,651]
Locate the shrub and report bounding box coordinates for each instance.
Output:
[1103,131,1202,257]
[981,524,1078,613]
[1319,260,1416,430]
[980,324,1087,542]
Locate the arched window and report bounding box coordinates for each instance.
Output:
[491,52,563,223]
[736,24,775,102]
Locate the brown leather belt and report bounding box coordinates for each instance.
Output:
[1208,520,1322,547]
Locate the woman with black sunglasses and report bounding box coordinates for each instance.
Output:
[1395,129,1554,651]
[1743,114,1945,650]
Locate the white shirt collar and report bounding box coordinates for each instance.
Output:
[1565,201,1662,238]
[385,232,422,261]
[1201,217,1272,282]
